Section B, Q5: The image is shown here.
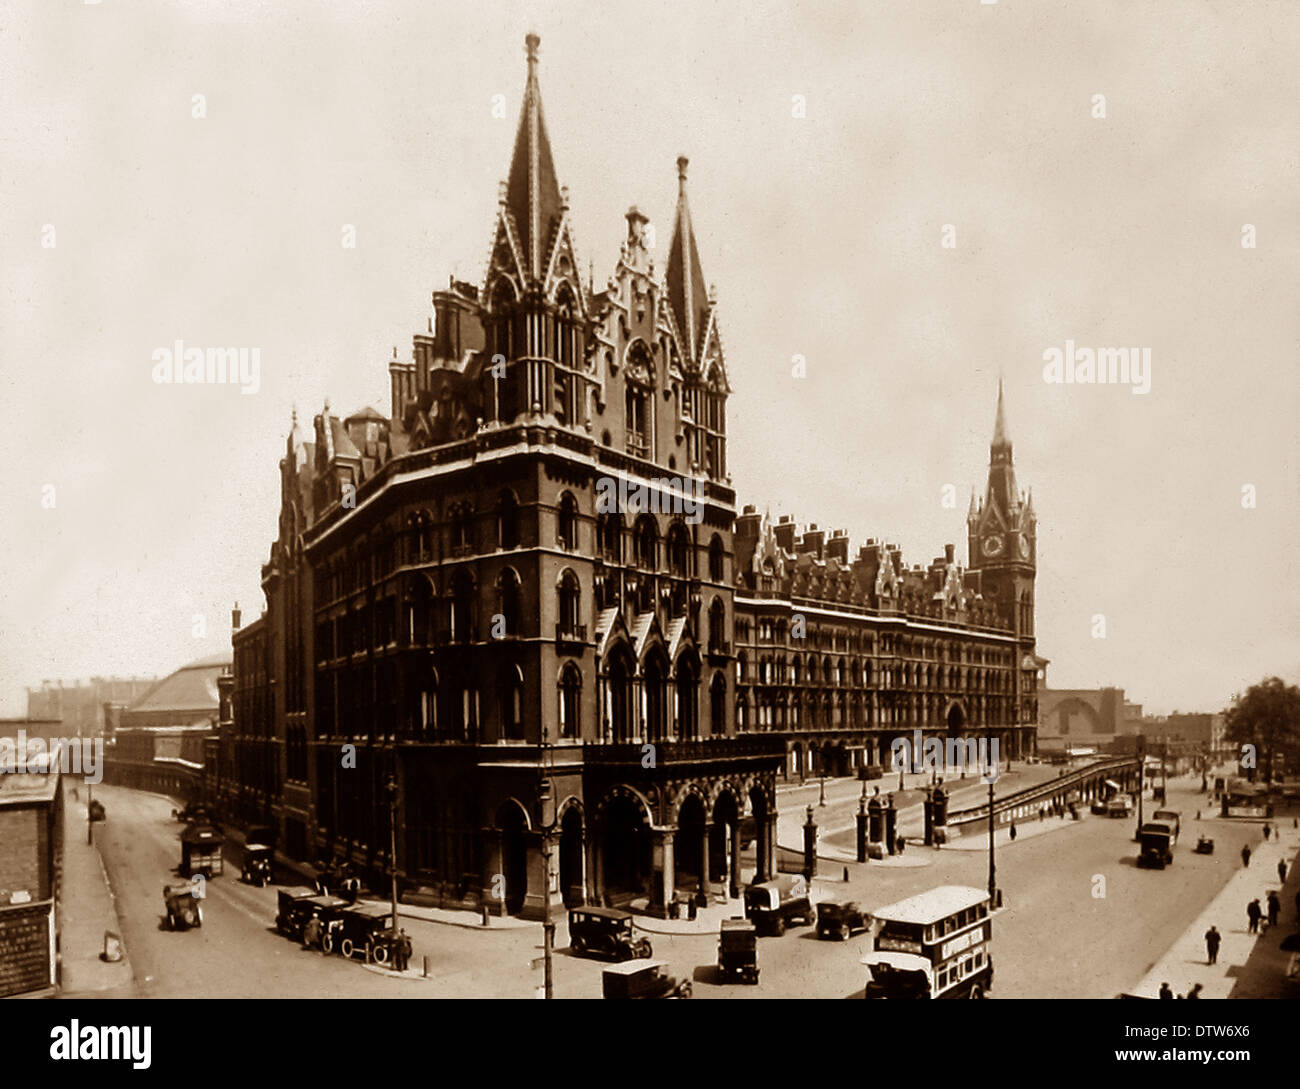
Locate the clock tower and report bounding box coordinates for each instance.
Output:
[967,379,1035,637]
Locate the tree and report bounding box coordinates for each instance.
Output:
[1223,677,1300,783]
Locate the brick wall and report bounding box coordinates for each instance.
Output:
[0,806,41,903]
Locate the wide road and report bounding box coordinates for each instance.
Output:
[90,775,1259,998]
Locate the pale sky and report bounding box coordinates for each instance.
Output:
[2,0,1297,717]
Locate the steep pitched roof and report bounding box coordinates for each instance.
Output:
[127,654,230,716]
[666,156,710,363]
[504,33,564,283]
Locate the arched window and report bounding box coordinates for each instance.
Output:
[450,502,474,553]
[708,534,724,582]
[497,491,519,550]
[634,515,657,570]
[667,522,690,577]
[597,512,622,562]
[708,598,726,653]
[419,666,438,740]
[558,663,581,738]
[676,659,698,739]
[450,570,475,642]
[557,492,578,550]
[557,569,581,637]
[710,672,726,735]
[501,663,524,740]
[497,568,521,636]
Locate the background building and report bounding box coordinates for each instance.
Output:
[25,676,156,738]
[733,386,1038,778]
[0,753,61,999]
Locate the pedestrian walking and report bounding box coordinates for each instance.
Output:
[895,834,906,855]
[1264,824,1271,841]
[1247,898,1262,934]
[1009,822,1017,841]
[1241,844,1251,867]
[1268,891,1281,928]
[1158,982,1174,999]
[1204,925,1221,965]
[1184,983,1203,999]
[1278,859,1288,884]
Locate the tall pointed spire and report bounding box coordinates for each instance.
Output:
[504,33,563,283]
[666,155,710,364]
[992,375,1010,448]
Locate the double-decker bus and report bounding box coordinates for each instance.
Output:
[861,885,993,999]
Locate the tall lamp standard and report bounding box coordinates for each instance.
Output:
[985,722,997,906]
[384,776,399,937]
[537,727,557,1000]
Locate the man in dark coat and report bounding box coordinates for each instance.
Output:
[1158,982,1174,999]
[1267,891,1281,928]
[1241,844,1251,867]
[1278,858,1288,884]
[1205,925,1221,965]
[1247,898,1262,933]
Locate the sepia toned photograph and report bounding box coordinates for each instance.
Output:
[1,0,1298,1055]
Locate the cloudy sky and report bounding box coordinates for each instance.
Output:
[1,0,1297,717]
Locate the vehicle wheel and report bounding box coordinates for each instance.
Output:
[968,984,984,999]
[341,938,356,958]
[373,943,390,966]
[774,918,786,936]
[571,937,585,955]
[167,913,175,931]
[839,924,849,941]
[322,931,335,954]
[195,906,203,927]
[678,981,692,999]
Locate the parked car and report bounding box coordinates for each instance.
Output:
[330,902,395,961]
[1195,836,1215,855]
[568,907,652,961]
[298,895,352,951]
[717,918,759,984]
[275,889,321,940]
[180,823,224,877]
[601,960,691,999]
[241,844,274,887]
[1137,823,1175,869]
[163,884,203,930]
[816,900,870,940]
[744,876,814,936]
[171,801,209,823]
[1105,796,1133,818]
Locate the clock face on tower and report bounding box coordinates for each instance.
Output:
[982,534,1004,557]
[1018,536,1030,560]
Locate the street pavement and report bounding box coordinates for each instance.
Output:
[77,772,1278,998]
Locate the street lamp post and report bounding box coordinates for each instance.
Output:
[384,776,399,936]
[86,781,93,846]
[986,723,996,906]
[538,728,557,1000]
[819,774,826,807]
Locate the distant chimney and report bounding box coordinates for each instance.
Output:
[231,602,242,632]
[944,543,955,563]
[773,518,797,554]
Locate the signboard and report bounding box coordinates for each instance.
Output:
[1227,806,1267,819]
[939,924,988,962]
[0,901,54,998]
[876,936,923,956]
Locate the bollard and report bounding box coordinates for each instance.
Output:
[423,955,430,978]
[481,905,490,927]
[100,931,122,963]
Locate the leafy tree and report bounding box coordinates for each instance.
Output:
[1224,676,1300,782]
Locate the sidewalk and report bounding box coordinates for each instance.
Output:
[1130,816,1300,999]
[59,780,133,995]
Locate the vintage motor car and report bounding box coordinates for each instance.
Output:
[275,889,321,940]
[744,876,814,936]
[1137,822,1175,869]
[601,960,691,999]
[1195,835,1215,855]
[568,907,652,961]
[816,900,871,940]
[171,801,209,823]
[299,895,352,951]
[241,843,274,887]
[716,918,759,984]
[328,902,400,961]
[163,884,203,930]
[180,822,224,878]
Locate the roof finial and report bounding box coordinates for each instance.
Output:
[677,154,689,194]
[992,375,1010,447]
[525,32,540,76]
